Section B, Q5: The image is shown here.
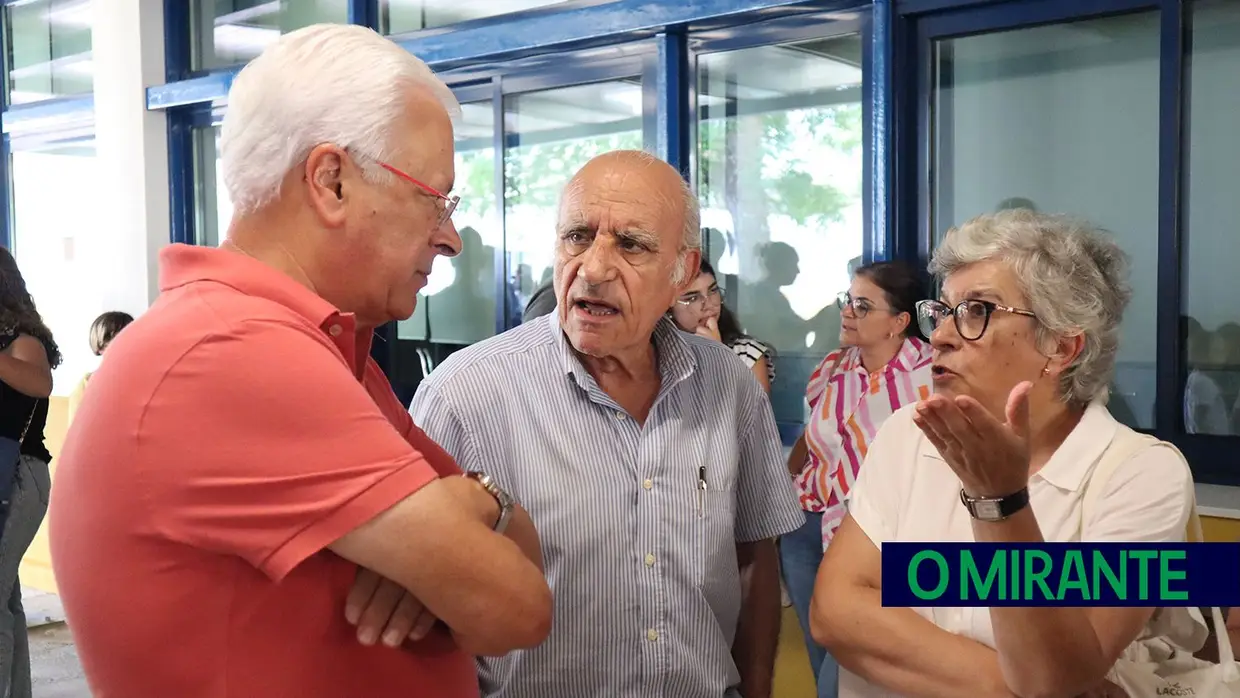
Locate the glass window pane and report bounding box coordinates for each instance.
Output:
[399,100,501,344]
[192,125,231,248]
[504,80,644,325]
[381,0,569,34]
[190,0,348,71]
[1183,0,1240,436]
[697,35,865,431]
[10,138,101,394]
[5,0,94,105]
[931,13,1159,429]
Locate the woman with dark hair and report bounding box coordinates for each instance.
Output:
[781,260,933,698]
[667,259,775,393]
[69,311,134,422]
[0,246,59,698]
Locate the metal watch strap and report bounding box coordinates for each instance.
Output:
[959,486,1030,522]
[465,471,514,534]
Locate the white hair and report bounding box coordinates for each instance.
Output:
[220,24,460,215]
[556,150,702,284]
[930,209,1132,407]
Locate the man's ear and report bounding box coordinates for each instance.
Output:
[304,144,349,228]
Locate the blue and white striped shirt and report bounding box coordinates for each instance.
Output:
[409,313,804,698]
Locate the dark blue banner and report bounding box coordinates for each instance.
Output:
[881,542,1240,607]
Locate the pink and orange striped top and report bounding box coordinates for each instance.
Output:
[794,337,934,547]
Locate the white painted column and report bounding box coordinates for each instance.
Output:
[92,0,169,314]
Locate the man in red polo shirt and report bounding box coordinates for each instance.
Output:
[49,24,551,697]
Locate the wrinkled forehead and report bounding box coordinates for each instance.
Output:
[557,168,683,241]
[939,259,1024,305]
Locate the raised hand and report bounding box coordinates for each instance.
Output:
[911,381,1033,498]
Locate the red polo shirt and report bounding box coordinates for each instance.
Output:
[49,244,478,697]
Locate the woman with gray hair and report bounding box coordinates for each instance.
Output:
[810,209,1196,698]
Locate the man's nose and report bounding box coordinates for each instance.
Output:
[434,219,462,258]
[577,241,620,285]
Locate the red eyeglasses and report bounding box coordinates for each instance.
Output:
[380,162,459,227]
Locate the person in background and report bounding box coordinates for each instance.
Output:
[67,311,134,423]
[812,210,1193,698]
[0,246,59,698]
[402,150,803,698]
[668,258,775,393]
[780,260,932,698]
[49,24,550,698]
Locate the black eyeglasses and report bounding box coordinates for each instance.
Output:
[915,299,1037,341]
[836,291,891,319]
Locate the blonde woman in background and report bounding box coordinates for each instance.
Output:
[68,312,133,423]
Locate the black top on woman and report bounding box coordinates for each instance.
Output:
[0,248,61,464]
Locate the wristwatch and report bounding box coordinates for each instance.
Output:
[465,471,515,535]
[959,487,1030,522]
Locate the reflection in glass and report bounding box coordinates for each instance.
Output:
[697,35,864,428]
[194,126,232,248]
[381,0,568,35]
[5,0,94,105]
[1183,0,1240,436]
[11,139,101,395]
[504,80,644,322]
[931,13,1159,429]
[190,0,348,70]
[400,101,501,344]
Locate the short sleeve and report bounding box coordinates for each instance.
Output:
[139,319,441,582]
[806,349,844,411]
[846,405,917,550]
[735,380,805,542]
[408,380,484,473]
[1083,443,1193,543]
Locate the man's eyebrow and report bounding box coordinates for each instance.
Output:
[617,228,660,247]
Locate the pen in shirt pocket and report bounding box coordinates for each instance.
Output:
[697,466,707,518]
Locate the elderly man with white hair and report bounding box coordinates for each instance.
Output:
[385,149,803,698]
[49,24,551,697]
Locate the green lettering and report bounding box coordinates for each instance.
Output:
[1129,550,1158,600]
[1023,550,1054,600]
[962,550,1005,601]
[1159,550,1188,601]
[1058,550,1090,601]
[909,551,949,600]
[1092,550,1126,600]
[1010,548,1020,600]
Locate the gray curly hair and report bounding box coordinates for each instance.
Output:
[930,209,1132,407]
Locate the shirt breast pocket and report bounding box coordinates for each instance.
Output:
[691,470,739,589]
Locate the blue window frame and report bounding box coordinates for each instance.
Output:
[896,0,1237,490]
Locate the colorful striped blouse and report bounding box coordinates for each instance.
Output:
[794,336,934,547]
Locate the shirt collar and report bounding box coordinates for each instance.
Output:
[550,313,697,394]
[159,243,373,376]
[920,400,1117,493]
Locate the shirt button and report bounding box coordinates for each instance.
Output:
[642,479,653,490]
[644,553,655,567]
[646,628,658,642]
[614,410,625,420]
[328,324,343,337]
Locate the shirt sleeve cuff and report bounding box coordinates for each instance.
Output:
[260,456,440,581]
[847,495,886,551]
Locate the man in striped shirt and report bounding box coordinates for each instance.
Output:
[409,150,804,697]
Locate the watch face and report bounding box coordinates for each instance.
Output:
[975,500,1003,520]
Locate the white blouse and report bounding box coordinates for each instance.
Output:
[841,401,1194,698]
